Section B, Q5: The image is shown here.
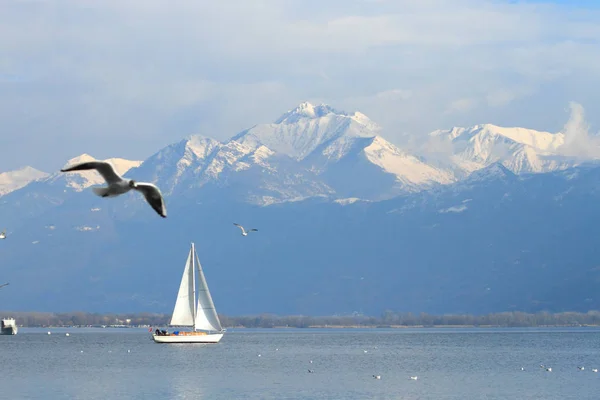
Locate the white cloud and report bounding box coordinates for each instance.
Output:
[558,102,600,159]
[1,0,600,171]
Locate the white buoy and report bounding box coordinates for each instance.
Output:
[47,331,51,335]
[127,349,131,353]
[65,333,70,337]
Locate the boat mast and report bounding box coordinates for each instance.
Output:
[191,243,197,329]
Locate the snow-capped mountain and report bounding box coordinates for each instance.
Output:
[235,102,455,199]
[234,102,380,159]
[0,166,48,196]
[127,134,333,206]
[428,124,577,177]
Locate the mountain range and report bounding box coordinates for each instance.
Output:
[0,101,599,316]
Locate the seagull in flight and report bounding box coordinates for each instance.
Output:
[61,160,167,218]
[0,230,5,239]
[0,283,9,289]
[233,223,258,236]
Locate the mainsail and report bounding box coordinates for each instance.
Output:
[169,247,195,326]
[193,249,223,332]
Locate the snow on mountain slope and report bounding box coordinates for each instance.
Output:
[0,166,48,196]
[234,102,380,160]
[429,124,575,176]
[235,102,454,199]
[130,134,333,204]
[43,154,142,191]
[362,136,454,188]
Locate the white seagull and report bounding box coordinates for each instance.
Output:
[61,160,167,218]
[233,223,258,236]
[0,229,6,239]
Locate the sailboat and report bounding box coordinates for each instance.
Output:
[152,243,225,343]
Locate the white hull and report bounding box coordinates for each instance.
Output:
[152,333,224,344]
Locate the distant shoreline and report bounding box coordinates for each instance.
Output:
[4,310,600,329]
[18,324,600,329]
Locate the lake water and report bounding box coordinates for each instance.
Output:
[1,327,599,399]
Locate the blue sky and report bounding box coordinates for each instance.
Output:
[1,0,600,171]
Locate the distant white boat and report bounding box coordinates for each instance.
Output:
[153,243,225,344]
[1,318,17,335]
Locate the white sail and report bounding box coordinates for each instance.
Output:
[193,249,223,332]
[169,247,195,326]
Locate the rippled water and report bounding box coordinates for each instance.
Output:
[2,327,600,399]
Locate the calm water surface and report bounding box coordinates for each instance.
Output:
[1,327,599,399]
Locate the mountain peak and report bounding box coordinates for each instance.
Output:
[64,153,96,168]
[466,162,517,183]
[275,101,344,124]
[235,102,380,160]
[0,166,49,196]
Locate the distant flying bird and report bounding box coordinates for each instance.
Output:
[0,283,8,289]
[0,229,5,239]
[233,223,258,236]
[61,161,167,218]
[409,376,418,380]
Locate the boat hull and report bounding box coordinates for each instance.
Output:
[0,326,17,335]
[152,333,223,343]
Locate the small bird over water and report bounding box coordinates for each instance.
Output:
[61,160,167,218]
[0,283,9,289]
[0,229,6,239]
[233,223,258,236]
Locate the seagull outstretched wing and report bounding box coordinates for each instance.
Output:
[134,182,167,218]
[61,161,123,184]
[233,223,246,234]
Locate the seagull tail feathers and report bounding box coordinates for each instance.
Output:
[92,187,111,197]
